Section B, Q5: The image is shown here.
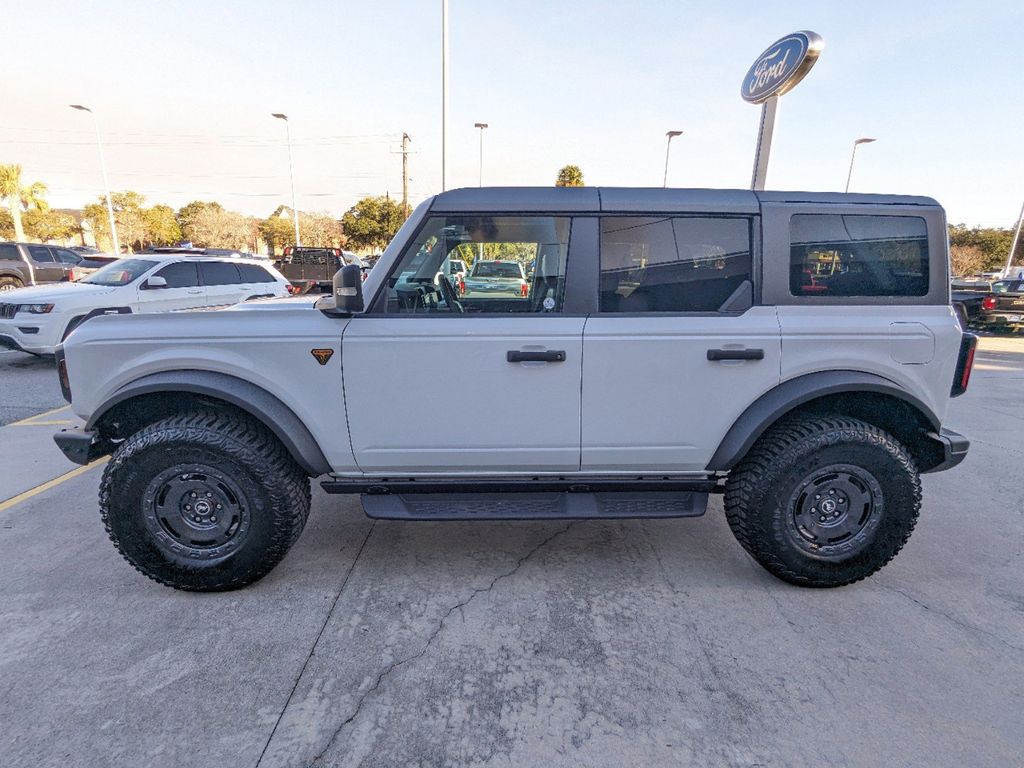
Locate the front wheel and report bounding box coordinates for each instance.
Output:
[724,415,921,588]
[0,276,25,292]
[100,410,311,591]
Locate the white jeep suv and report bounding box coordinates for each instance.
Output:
[54,188,975,592]
[0,254,290,355]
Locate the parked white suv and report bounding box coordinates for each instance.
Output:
[0,254,290,355]
[54,188,975,592]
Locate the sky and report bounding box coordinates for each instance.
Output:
[2,0,1022,227]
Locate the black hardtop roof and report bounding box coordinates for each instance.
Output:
[428,187,940,214]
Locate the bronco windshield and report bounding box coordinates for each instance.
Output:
[81,259,158,286]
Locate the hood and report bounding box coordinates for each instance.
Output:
[0,282,119,303]
[225,296,319,311]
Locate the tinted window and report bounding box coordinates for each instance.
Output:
[54,248,82,265]
[199,261,242,286]
[790,215,929,297]
[28,246,56,263]
[237,263,276,283]
[383,215,569,313]
[0,244,21,262]
[600,217,752,312]
[154,261,200,288]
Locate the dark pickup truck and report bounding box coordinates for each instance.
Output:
[951,280,993,328]
[976,279,1024,331]
[273,247,365,294]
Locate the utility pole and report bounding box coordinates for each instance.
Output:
[401,133,411,217]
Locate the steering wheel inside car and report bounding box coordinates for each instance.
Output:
[437,274,465,313]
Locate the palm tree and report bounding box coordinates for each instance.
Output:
[0,164,48,241]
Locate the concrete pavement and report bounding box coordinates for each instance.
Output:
[0,338,1022,767]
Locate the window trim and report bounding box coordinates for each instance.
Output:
[594,213,758,316]
[363,211,590,317]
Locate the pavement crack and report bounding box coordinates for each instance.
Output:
[308,523,574,766]
[883,584,1024,654]
[254,521,376,768]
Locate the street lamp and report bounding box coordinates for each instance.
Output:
[441,0,450,191]
[845,137,877,193]
[272,113,301,247]
[474,123,488,186]
[69,104,119,255]
[663,130,683,187]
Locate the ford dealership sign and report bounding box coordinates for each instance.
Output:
[741,31,824,104]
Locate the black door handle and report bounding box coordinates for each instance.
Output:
[707,348,764,361]
[507,350,566,363]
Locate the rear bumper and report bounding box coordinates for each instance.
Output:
[922,427,970,474]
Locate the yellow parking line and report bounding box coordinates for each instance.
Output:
[0,456,109,514]
[9,405,71,426]
[9,419,75,427]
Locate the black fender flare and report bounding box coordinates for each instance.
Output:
[706,370,941,471]
[87,370,332,476]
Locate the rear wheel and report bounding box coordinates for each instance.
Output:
[0,276,24,292]
[100,409,311,591]
[724,415,921,588]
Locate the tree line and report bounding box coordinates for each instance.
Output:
[0,163,407,255]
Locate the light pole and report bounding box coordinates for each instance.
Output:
[474,123,488,186]
[69,104,119,255]
[663,130,683,187]
[442,0,450,191]
[1003,200,1024,278]
[845,137,877,193]
[272,113,301,247]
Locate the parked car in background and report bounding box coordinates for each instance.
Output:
[0,254,290,355]
[462,259,529,297]
[69,246,108,257]
[977,279,1024,331]
[274,247,365,293]
[0,242,79,291]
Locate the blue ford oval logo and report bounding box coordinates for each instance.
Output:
[742,31,824,103]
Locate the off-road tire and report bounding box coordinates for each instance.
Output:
[0,276,25,292]
[100,409,311,591]
[724,415,921,588]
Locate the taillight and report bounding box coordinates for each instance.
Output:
[286,284,301,295]
[951,333,977,397]
[521,282,529,297]
[981,295,996,311]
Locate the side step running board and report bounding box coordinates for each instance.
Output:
[360,491,708,521]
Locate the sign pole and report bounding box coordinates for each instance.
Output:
[750,95,778,191]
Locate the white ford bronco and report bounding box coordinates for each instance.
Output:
[54,188,976,592]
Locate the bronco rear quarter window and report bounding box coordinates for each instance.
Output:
[789,214,929,298]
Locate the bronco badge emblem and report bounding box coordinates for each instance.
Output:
[311,348,334,365]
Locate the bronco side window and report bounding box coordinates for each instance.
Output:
[380,215,570,314]
[789,214,929,298]
[600,217,752,312]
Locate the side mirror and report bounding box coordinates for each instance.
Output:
[316,263,364,317]
[144,276,168,289]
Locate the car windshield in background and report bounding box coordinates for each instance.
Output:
[473,262,522,278]
[81,258,158,286]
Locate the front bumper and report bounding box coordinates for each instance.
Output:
[53,426,111,466]
[922,427,970,474]
[0,316,61,355]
